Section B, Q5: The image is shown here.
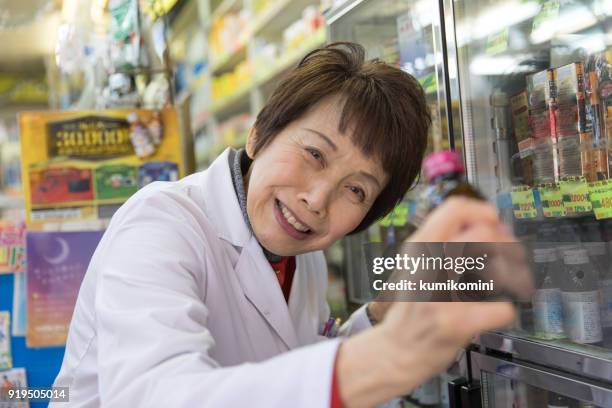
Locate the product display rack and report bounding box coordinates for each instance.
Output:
[329,0,612,407]
[169,0,327,169]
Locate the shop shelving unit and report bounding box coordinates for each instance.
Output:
[169,0,326,169]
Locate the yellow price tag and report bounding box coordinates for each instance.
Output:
[560,176,592,215]
[588,180,612,220]
[511,186,537,219]
[538,183,565,217]
[379,213,392,227]
[391,203,409,227]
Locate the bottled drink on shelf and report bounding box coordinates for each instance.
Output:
[532,248,566,340]
[413,150,483,225]
[556,223,581,257]
[560,248,603,345]
[601,243,612,347]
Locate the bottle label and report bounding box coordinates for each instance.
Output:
[533,288,565,338]
[534,248,557,263]
[600,279,612,328]
[562,249,589,265]
[585,242,607,256]
[562,291,603,344]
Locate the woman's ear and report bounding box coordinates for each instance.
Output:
[245,127,256,159]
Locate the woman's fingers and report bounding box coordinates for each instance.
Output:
[411,197,501,242]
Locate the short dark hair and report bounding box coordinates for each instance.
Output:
[252,42,430,233]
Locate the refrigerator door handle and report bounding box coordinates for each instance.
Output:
[470,351,612,407]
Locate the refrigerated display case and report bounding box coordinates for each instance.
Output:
[452,0,612,405]
[327,0,457,307]
[328,0,612,406]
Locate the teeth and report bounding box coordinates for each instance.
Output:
[279,202,310,232]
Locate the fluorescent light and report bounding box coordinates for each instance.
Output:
[530,6,597,44]
[456,0,539,46]
[470,54,535,75]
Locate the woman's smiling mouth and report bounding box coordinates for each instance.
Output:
[274,199,313,239]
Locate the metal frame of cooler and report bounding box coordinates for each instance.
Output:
[476,332,612,386]
[468,345,612,407]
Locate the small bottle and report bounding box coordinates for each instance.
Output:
[601,242,612,347]
[127,113,155,159]
[414,150,483,225]
[532,248,566,340]
[147,111,163,145]
[561,248,603,345]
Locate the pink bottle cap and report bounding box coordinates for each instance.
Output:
[422,150,465,181]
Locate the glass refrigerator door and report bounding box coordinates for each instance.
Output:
[471,351,612,407]
[452,0,612,382]
[327,0,456,305]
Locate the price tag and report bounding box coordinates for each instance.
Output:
[588,180,612,220]
[511,186,537,219]
[560,176,592,215]
[392,203,409,227]
[538,183,565,217]
[532,0,560,33]
[486,28,509,55]
[379,213,392,227]
[418,72,437,95]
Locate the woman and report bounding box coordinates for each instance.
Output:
[52,43,517,407]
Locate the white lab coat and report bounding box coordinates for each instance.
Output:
[51,148,373,407]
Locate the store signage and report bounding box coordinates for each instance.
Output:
[47,116,132,159]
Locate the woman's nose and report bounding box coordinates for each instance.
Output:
[297,184,332,218]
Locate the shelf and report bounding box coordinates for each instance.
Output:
[250,0,294,36]
[253,27,326,86]
[208,28,326,118]
[210,0,316,75]
[211,0,240,20]
[210,39,248,74]
[210,82,252,116]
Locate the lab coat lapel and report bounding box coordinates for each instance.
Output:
[201,149,299,350]
[235,237,299,350]
[288,255,323,344]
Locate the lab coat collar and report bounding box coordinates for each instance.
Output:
[235,236,299,350]
[202,148,252,248]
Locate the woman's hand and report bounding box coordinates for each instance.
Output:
[336,198,523,408]
[367,197,517,322]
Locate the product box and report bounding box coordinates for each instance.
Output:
[511,90,535,186]
[554,62,588,137]
[527,69,557,140]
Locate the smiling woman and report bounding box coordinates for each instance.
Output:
[49,42,518,408]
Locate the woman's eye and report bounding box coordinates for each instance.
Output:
[348,186,366,202]
[307,148,323,162]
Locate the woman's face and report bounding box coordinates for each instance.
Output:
[246,96,388,256]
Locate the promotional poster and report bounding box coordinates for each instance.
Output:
[19,108,185,229]
[26,231,104,347]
